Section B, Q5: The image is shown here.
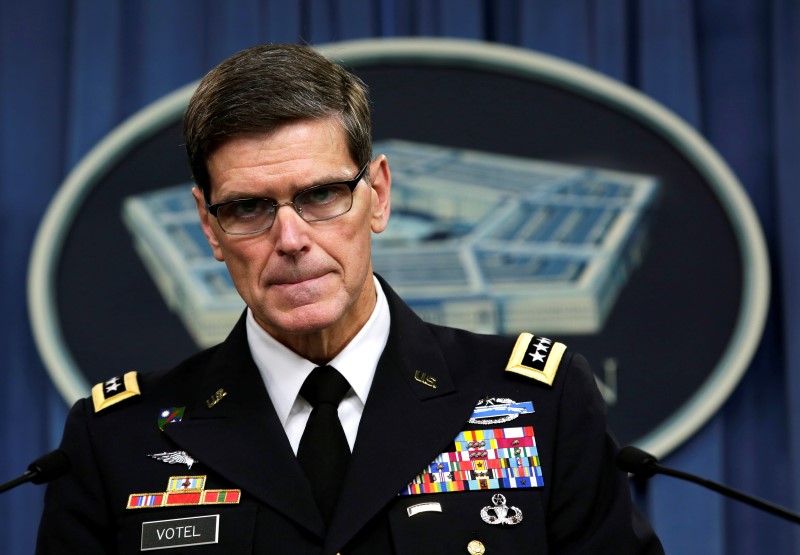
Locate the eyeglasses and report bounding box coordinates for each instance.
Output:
[206,163,369,235]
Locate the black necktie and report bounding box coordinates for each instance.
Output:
[297,365,352,526]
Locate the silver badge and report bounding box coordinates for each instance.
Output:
[148,451,199,469]
[480,493,523,525]
[469,397,534,425]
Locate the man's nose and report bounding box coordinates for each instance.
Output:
[272,203,309,254]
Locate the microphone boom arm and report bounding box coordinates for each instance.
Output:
[619,445,800,526]
[653,461,800,525]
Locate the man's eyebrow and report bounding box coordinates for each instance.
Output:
[283,168,362,191]
[212,170,357,203]
[304,169,360,187]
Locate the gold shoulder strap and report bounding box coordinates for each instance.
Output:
[91,371,141,413]
[505,333,566,386]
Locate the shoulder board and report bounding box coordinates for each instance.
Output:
[91,371,141,413]
[505,333,566,387]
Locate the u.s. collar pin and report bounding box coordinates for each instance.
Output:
[414,370,437,389]
[206,388,227,408]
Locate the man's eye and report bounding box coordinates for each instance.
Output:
[231,199,266,217]
[300,184,347,207]
[306,186,336,204]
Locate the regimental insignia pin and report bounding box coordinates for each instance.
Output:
[414,370,437,389]
[148,450,199,469]
[505,332,566,386]
[157,407,185,431]
[206,388,227,408]
[480,493,523,526]
[91,371,141,413]
[469,397,534,425]
[127,475,240,510]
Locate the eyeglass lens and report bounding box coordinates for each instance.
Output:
[216,182,355,234]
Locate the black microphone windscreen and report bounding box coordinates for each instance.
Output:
[28,449,71,484]
[617,445,659,477]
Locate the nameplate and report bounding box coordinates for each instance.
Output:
[141,514,219,551]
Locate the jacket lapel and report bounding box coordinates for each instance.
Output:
[164,314,325,538]
[325,281,482,551]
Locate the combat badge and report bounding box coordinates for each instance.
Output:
[92,371,141,413]
[469,397,534,425]
[505,332,566,386]
[148,450,199,470]
[480,493,523,525]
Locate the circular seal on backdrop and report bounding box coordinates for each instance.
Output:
[28,38,769,458]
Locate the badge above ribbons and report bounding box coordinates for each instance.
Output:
[400,426,542,496]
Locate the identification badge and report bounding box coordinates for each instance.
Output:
[141,514,219,550]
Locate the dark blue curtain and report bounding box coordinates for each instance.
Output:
[2,1,798,553]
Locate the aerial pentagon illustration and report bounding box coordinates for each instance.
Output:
[122,139,659,347]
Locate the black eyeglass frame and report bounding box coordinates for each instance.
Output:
[206,163,369,235]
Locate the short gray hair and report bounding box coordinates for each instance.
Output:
[183,44,372,202]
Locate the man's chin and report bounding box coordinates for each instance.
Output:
[255,302,345,336]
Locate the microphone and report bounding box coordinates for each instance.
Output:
[0,450,71,494]
[618,445,800,525]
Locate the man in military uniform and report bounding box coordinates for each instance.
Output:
[37,44,663,554]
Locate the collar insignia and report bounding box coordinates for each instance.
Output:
[414,370,438,389]
[206,388,227,408]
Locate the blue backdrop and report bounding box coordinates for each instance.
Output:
[2,1,799,553]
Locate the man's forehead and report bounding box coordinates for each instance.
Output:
[206,122,357,197]
[214,117,346,154]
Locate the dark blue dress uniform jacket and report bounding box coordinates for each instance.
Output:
[37,280,663,554]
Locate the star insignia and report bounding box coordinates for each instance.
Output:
[105,378,121,392]
[528,351,546,363]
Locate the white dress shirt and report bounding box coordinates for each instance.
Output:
[246,276,390,454]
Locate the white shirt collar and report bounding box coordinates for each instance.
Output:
[246,276,390,427]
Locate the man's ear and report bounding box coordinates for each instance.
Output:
[192,186,225,262]
[369,154,391,234]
